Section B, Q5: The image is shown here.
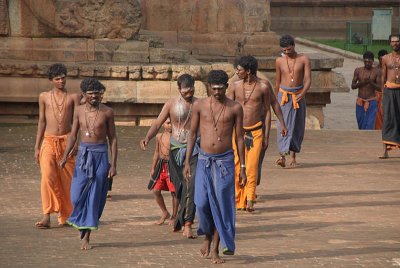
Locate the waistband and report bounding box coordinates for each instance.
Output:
[44,132,69,139]
[198,148,234,159]
[356,96,377,112]
[79,142,108,152]
[243,121,263,132]
[279,84,304,92]
[385,81,400,89]
[279,86,304,110]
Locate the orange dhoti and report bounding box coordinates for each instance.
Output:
[374,90,383,130]
[39,133,75,224]
[233,121,263,209]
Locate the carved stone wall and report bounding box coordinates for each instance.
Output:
[0,0,9,35]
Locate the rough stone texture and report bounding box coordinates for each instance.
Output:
[1,125,399,267]
[18,0,142,39]
[0,0,9,35]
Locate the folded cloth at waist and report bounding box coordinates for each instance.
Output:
[78,142,108,180]
[279,84,304,109]
[385,81,400,89]
[356,96,377,112]
[43,132,70,161]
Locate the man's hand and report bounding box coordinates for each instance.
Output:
[239,167,247,188]
[58,157,67,169]
[34,148,40,165]
[280,124,288,137]
[140,138,149,151]
[183,161,191,181]
[296,92,306,102]
[262,134,269,150]
[108,165,117,179]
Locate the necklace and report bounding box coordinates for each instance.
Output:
[391,54,400,83]
[50,90,67,132]
[209,97,226,142]
[361,67,372,81]
[176,97,193,141]
[242,80,257,105]
[158,132,170,159]
[84,104,100,137]
[286,55,297,84]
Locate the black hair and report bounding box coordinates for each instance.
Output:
[80,78,106,93]
[236,55,258,75]
[48,63,67,80]
[177,74,195,89]
[388,34,400,44]
[207,70,229,85]
[363,51,374,60]
[280,34,295,48]
[378,49,388,58]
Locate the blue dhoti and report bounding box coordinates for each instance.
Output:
[67,143,109,231]
[277,85,306,154]
[356,96,377,130]
[195,149,235,255]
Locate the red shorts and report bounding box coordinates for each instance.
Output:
[153,162,175,192]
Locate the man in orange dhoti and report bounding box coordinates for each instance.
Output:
[374,49,388,130]
[34,64,79,228]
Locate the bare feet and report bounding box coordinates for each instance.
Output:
[155,212,170,225]
[275,156,286,167]
[168,216,176,226]
[35,215,50,229]
[106,194,112,200]
[289,159,299,167]
[211,250,225,264]
[200,238,211,258]
[246,200,255,213]
[183,224,197,239]
[379,151,389,159]
[81,238,92,250]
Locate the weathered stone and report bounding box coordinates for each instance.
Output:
[0,0,9,35]
[171,64,211,80]
[101,80,137,103]
[112,41,149,63]
[136,81,172,103]
[128,65,142,80]
[149,48,188,63]
[110,65,128,79]
[142,65,171,80]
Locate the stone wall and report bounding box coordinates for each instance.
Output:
[270,0,400,39]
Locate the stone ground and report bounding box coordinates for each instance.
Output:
[1,44,400,267]
[0,124,399,268]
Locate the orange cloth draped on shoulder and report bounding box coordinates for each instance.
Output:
[233,121,263,210]
[39,133,75,224]
[374,90,383,130]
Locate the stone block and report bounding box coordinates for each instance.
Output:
[136,81,172,103]
[0,37,33,60]
[31,38,90,62]
[128,65,142,80]
[142,64,171,80]
[149,48,188,63]
[211,63,235,78]
[110,65,129,79]
[101,80,137,103]
[113,41,149,63]
[171,64,211,80]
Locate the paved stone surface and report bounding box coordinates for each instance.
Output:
[0,125,399,267]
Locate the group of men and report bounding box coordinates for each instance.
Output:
[351,34,400,158]
[140,34,310,264]
[34,63,118,250]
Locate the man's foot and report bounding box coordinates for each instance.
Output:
[81,238,92,250]
[168,216,176,226]
[183,224,197,239]
[107,194,112,200]
[155,212,170,225]
[289,159,299,167]
[275,156,286,167]
[200,239,211,258]
[211,251,225,264]
[246,200,255,212]
[379,152,389,159]
[35,216,50,229]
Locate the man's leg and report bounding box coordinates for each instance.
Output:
[200,234,212,258]
[81,229,92,250]
[289,151,297,167]
[153,189,170,225]
[169,192,178,226]
[211,228,224,264]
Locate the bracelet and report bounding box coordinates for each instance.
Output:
[240,164,246,168]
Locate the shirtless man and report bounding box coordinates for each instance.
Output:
[380,34,400,158]
[183,70,247,264]
[34,63,79,229]
[275,34,311,167]
[375,49,388,130]
[140,74,198,238]
[351,51,381,130]
[60,77,118,250]
[228,55,287,212]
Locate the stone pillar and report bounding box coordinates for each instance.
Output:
[0,0,9,35]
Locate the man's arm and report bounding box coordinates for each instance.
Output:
[106,109,118,178]
[227,83,236,100]
[269,88,288,137]
[296,55,312,101]
[369,68,381,90]
[59,107,80,167]
[351,68,360,89]
[151,135,160,176]
[275,59,281,95]
[140,100,171,150]
[34,93,46,164]
[183,101,200,179]
[381,56,388,91]
[234,103,247,188]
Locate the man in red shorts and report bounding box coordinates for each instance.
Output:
[148,119,179,225]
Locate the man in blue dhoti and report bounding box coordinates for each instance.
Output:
[275,35,311,167]
[60,78,118,250]
[184,70,247,264]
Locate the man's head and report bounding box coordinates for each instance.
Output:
[363,51,374,69]
[208,70,229,101]
[280,34,296,56]
[80,78,105,106]
[388,34,400,52]
[378,49,388,66]
[163,118,172,133]
[177,74,195,101]
[48,63,67,89]
[236,55,258,79]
